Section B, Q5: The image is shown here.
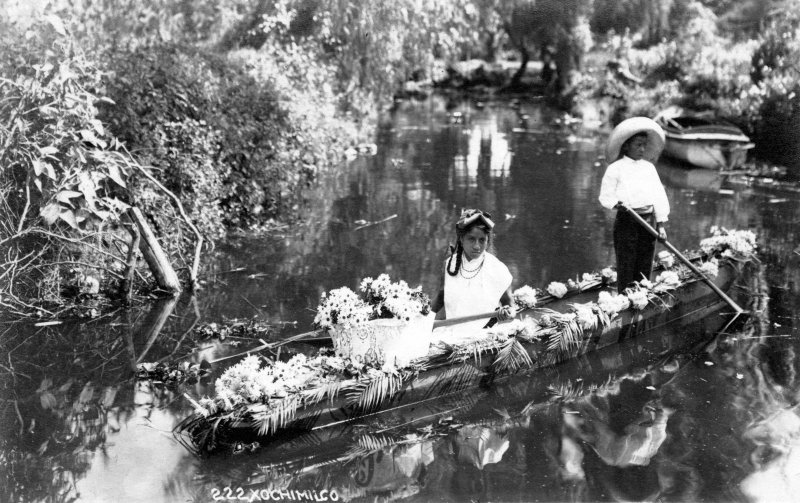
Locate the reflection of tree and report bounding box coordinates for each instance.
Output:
[0,300,201,503]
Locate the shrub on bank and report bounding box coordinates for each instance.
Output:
[100,43,361,244]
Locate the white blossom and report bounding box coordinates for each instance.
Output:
[601,267,618,284]
[627,288,650,310]
[547,281,568,298]
[698,259,719,278]
[513,285,538,309]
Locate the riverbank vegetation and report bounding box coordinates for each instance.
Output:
[1,0,798,314]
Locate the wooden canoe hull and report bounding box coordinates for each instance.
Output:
[177,259,751,455]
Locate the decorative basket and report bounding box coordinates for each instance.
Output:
[329,315,433,368]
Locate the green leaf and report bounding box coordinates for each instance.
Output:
[46,15,67,36]
[59,210,80,230]
[107,164,126,187]
[32,160,44,176]
[40,145,58,156]
[56,190,83,204]
[44,162,56,180]
[40,203,60,225]
[90,119,105,136]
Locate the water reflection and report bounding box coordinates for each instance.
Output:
[3,95,800,502]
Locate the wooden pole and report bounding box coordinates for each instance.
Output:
[432,310,499,329]
[128,207,181,294]
[621,205,744,314]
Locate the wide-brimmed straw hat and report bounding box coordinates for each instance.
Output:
[606,116,665,162]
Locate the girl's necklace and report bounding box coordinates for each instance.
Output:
[460,256,485,279]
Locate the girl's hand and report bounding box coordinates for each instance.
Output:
[497,305,517,321]
[657,224,667,241]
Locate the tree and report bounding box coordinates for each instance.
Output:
[503,0,594,93]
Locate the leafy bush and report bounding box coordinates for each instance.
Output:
[0,18,137,306]
[100,41,361,239]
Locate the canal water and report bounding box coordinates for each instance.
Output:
[2,95,799,502]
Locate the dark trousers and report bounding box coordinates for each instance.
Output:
[613,210,656,293]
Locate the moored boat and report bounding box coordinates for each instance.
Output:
[174,230,758,456]
[654,107,754,170]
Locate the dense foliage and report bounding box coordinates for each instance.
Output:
[2,0,800,310]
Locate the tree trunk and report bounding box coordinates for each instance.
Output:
[510,47,530,88]
[127,207,181,294]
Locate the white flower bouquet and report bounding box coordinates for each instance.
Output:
[512,285,538,309]
[313,287,372,330]
[547,281,568,298]
[359,274,431,321]
[597,291,631,316]
[700,227,757,259]
[316,274,433,367]
[214,354,324,411]
[653,270,681,293]
[698,258,719,278]
[626,287,650,310]
[601,267,617,285]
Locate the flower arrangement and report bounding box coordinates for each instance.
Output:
[313,287,372,330]
[214,354,324,411]
[700,227,757,259]
[512,285,538,309]
[359,274,431,321]
[547,281,568,298]
[314,275,430,331]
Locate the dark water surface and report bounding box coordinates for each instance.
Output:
[3,96,800,503]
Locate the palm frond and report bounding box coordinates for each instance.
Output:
[252,397,300,436]
[424,364,481,399]
[546,316,583,354]
[492,338,533,374]
[302,378,351,406]
[345,372,407,411]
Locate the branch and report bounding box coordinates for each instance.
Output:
[16,174,30,234]
[118,148,203,289]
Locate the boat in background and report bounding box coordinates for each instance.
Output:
[654,107,754,170]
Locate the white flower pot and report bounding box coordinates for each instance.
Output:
[330,315,433,368]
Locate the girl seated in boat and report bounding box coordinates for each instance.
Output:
[599,117,670,293]
[430,208,516,333]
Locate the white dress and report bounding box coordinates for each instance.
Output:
[433,251,513,340]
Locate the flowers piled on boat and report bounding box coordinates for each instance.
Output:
[700,227,757,259]
[626,287,650,310]
[657,251,675,269]
[313,287,372,330]
[596,291,631,315]
[214,354,325,410]
[512,286,538,309]
[652,270,681,293]
[314,275,430,331]
[698,258,719,278]
[572,303,601,330]
[601,267,617,284]
[359,274,431,321]
[547,281,568,298]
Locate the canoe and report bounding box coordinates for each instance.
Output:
[174,241,757,457]
[192,306,755,491]
[654,108,754,170]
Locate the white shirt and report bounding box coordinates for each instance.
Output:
[599,156,670,223]
[442,251,512,332]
